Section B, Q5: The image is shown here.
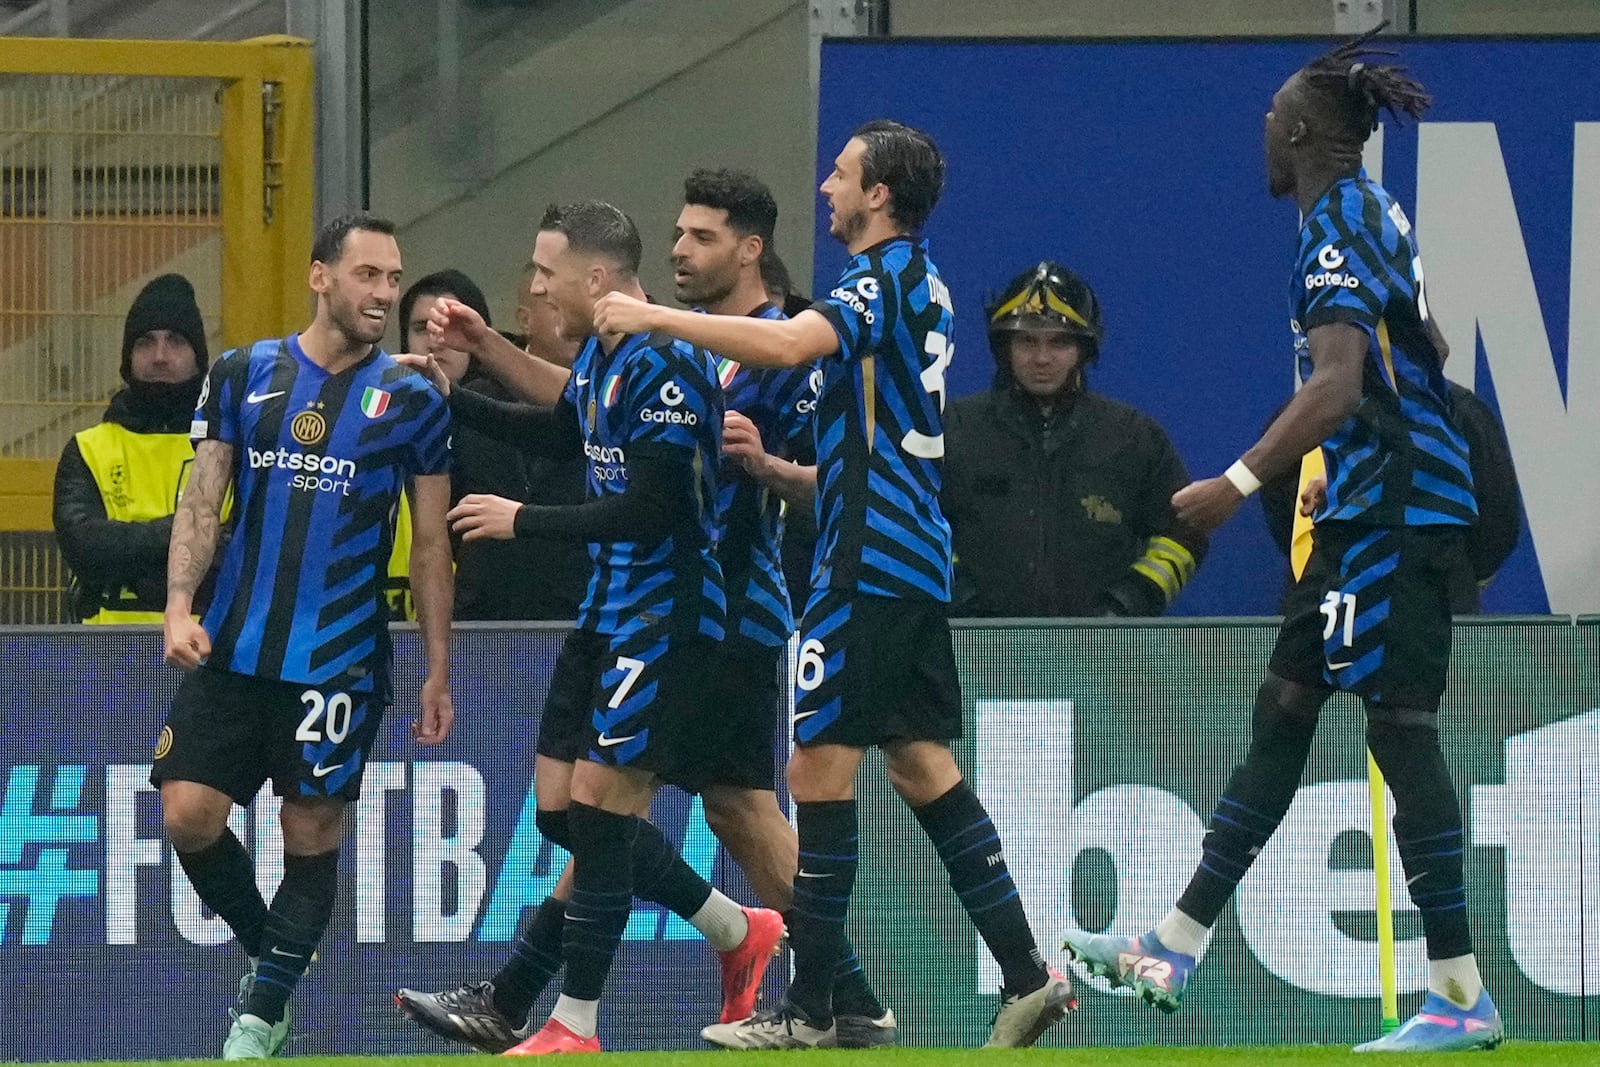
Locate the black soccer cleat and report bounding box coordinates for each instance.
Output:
[395,980,525,1053]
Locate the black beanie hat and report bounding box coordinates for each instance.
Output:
[121,273,209,382]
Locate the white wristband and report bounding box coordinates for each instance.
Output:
[1223,459,1262,497]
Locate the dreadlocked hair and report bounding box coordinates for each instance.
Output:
[1302,22,1431,137]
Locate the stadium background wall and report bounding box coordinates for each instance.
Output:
[2,620,1597,1058]
[814,37,1600,620]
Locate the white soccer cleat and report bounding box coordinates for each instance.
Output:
[701,1004,838,1050]
[984,967,1076,1048]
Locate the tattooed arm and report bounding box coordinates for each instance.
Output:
[164,439,233,670]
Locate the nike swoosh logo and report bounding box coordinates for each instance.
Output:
[792,710,819,722]
[269,946,298,958]
[595,732,637,748]
[1327,660,1354,670]
[796,870,831,879]
[247,390,285,404]
[311,762,344,778]
[575,376,590,386]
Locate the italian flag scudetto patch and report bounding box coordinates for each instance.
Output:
[361,387,391,418]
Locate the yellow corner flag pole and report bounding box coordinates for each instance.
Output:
[1367,750,1401,1033]
[1290,449,1398,1035]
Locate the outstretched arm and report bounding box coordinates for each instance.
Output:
[1173,322,1365,534]
[593,293,838,369]
[428,296,571,405]
[449,443,693,543]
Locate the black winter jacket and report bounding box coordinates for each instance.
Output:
[943,386,1207,617]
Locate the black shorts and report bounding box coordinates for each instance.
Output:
[150,666,384,803]
[536,626,716,786]
[674,636,783,794]
[537,628,608,763]
[791,588,962,748]
[1269,521,1460,713]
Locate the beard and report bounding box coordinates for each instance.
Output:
[829,205,867,245]
[674,262,738,308]
[330,290,386,347]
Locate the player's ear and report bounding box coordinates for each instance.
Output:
[1289,119,1308,146]
[308,260,329,295]
[740,233,763,269]
[865,181,890,212]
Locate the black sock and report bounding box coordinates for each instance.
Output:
[629,816,713,919]
[246,849,339,1024]
[787,800,858,1023]
[1368,719,1473,960]
[1176,682,1319,927]
[492,895,567,1022]
[831,939,885,1018]
[176,829,268,958]
[913,781,1046,996]
[560,803,636,1002]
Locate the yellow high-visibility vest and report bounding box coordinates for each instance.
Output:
[72,422,194,624]
[385,489,416,621]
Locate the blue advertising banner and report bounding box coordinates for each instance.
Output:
[0,627,769,1061]
[815,37,1600,618]
[5,621,1599,1057]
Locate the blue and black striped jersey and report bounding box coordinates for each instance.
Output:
[716,302,818,647]
[1293,175,1476,527]
[192,335,451,694]
[563,330,726,640]
[809,237,954,601]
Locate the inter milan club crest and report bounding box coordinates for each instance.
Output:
[360,386,391,418]
[291,407,327,446]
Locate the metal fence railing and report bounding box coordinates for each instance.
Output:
[0,35,313,622]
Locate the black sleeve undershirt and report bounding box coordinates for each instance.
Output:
[512,441,694,542]
[447,386,581,461]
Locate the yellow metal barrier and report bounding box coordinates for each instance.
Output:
[0,35,313,619]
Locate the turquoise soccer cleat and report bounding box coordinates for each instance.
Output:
[222,1012,290,1060]
[1353,991,1505,1052]
[1063,929,1196,1014]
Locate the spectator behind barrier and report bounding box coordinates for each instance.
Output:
[943,262,1207,617]
[53,274,218,623]
[1259,381,1522,613]
[395,268,586,621]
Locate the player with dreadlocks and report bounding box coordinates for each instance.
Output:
[1064,28,1504,1052]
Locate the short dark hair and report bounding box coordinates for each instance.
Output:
[683,167,778,246]
[312,211,396,265]
[1300,24,1431,141]
[851,119,945,233]
[537,201,642,275]
[398,268,491,341]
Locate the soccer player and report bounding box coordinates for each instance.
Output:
[398,201,781,1055]
[1061,32,1504,1053]
[593,120,1073,1050]
[395,176,895,1051]
[153,213,456,1059]
[672,167,895,1046]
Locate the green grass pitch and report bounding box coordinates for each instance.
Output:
[70,1043,1592,1067]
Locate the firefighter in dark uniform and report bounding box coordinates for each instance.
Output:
[943,262,1206,617]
